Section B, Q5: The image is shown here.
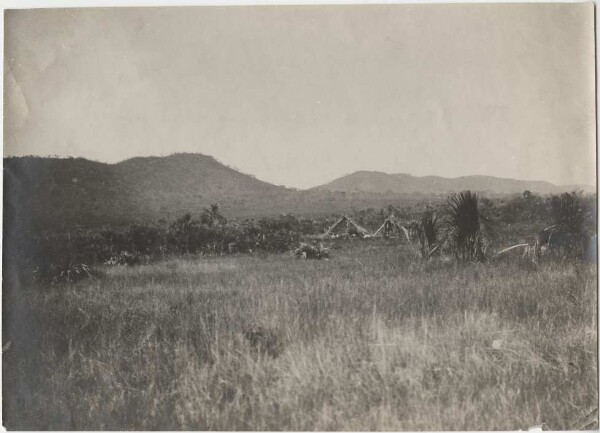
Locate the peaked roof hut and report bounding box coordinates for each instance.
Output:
[321,215,370,239]
[374,218,410,240]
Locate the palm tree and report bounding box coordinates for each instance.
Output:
[444,191,493,262]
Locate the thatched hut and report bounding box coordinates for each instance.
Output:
[321,215,370,239]
[373,218,410,240]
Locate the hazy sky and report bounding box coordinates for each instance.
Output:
[4,4,596,188]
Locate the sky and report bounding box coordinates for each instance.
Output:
[4,4,596,189]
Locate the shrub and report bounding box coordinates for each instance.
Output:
[543,192,595,259]
[19,209,327,286]
[294,243,330,260]
[126,224,167,256]
[104,251,142,266]
[200,203,227,227]
[168,213,201,253]
[407,211,439,259]
[251,215,301,253]
[33,262,92,286]
[243,326,283,358]
[498,191,550,225]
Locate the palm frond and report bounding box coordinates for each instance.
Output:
[444,191,493,262]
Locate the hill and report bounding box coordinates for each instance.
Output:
[3,154,406,230]
[113,153,294,220]
[3,154,296,230]
[4,154,594,231]
[313,171,593,195]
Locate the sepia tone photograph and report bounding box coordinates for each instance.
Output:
[2,2,598,430]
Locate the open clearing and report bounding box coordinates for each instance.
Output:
[3,240,597,430]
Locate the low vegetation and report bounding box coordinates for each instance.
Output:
[546,192,595,259]
[406,210,439,259]
[12,207,317,286]
[294,242,330,260]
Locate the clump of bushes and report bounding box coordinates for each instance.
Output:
[104,251,143,266]
[497,190,551,225]
[33,263,93,286]
[22,205,315,285]
[405,192,493,263]
[166,212,301,255]
[294,243,330,260]
[407,210,440,260]
[543,191,595,259]
[244,326,283,358]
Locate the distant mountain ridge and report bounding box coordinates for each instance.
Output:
[3,153,594,230]
[312,170,593,195]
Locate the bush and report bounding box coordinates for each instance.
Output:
[244,326,283,358]
[543,192,596,259]
[33,263,93,286]
[126,224,167,256]
[104,251,143,266]
[407,211,439,259]
[236,215,301,253]
[497,191,550,225]
[20,209,322,286]
[294,243,330,260]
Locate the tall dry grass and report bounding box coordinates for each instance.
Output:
[3,240,597,430]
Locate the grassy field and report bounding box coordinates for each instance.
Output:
[3,239,597,430]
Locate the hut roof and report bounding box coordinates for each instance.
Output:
[322,215,370,238]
